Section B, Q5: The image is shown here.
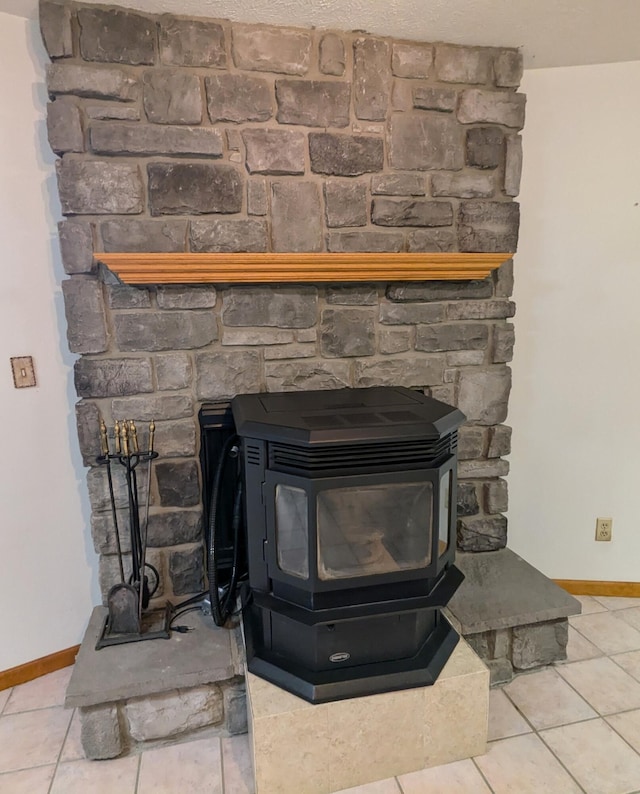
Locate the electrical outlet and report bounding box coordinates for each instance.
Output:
[595,517,613,542]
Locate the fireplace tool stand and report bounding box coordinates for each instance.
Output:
[95,418,171,650]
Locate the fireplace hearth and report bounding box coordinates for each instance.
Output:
[226,386,465,702]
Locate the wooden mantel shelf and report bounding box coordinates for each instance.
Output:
[97,252,513,285]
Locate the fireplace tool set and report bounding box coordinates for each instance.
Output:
[95,417,171,649]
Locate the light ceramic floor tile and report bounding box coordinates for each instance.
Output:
[614,606,640,633]
[221,734,254,794]
[137,736,223,794]
[562,625,604,663]
[556,657,640,715]
[611,650,640,683]
[541,717,640,794]
[50,756,139,794]
[569,611,640,655]
[488,688,532,741]
[4,667,72,714]
[575,595,608,614]
[606,709,640,754]
[0,764,55,794]
[334,778,401,794]
[60,709,83,763]
[397,758,491,793]
[0,690,10,715]
[593,596,640,611]
[0,706,72,773]
[503,668,596,730]
[474,733,582,794]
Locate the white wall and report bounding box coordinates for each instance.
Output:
[508,61,640,580]
[0,13,98,670]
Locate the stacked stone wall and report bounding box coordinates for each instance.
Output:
[41,1,523,604]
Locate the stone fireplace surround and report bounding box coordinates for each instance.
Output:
[42,0,578,728]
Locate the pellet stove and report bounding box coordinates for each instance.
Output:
[231,386,465,703]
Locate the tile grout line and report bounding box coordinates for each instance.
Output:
[219,737,226,794]
[470,755,497,793]
[0,689,11,716]
[46,705,75,794]
[133,751,142,794]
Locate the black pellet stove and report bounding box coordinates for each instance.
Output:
[225,386,465,703]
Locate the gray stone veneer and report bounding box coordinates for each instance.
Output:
[41,1,523,606]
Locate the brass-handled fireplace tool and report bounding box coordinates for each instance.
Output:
[95,417,171,649]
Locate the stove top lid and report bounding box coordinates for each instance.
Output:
[231,386,465,445]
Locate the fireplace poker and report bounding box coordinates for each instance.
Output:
[99,418,125,582]
[138,419,155,623]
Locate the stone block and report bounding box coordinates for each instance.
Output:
[276,79,350,127]
[493,629,511,659]
[190,219,268,254]
[146,508,202,547]
[372,198,453,227]
[324,180,367,228]
[505,134,523,197]
[101,219,187,253]
[78,7,155,66]
[157,287,217,310]
[224,684,248,735]
[206,74,272,124]
[493,323,515,363]
[58,220,94,274]
[222,328,295,346]
[457,367,511,425]
[243,128,305,175]
[458,89,526,129]
[354,356,444,388]
[447,350,485,366]
[485,479,508,514]
[494,50,523,88]
[378,328,411,354]
[488,425,512,458]
[111,394,193,421]
[148,163,242,216]
[248,179,268,216]
[232,24,311,75]
[319,33,345,76]
[407,230,457,252]
[466,126,504,169]
[114,311,217,352]
[272,181,322,252]
[85,104,141,121]
[75,400,101,466]
[447,300,515,320]
[458,202,520,253]
[156,459,200,508]
[457,426,486,460]
[326,285,378,305]
[457,515,507,552]
[107,285,151,309]
[320,308,375,358]
[169,546,205,595]
[90,121,223,158]
[412,86,457,112]
[39,0,72,59]
[159,16,226,68]
[371,174,425,196]
[91,510,132,555]
[263,343,316,360]
[88,465,146,514]
[222,285,317,328]
[266,360,351,392]
[391,80,413,111]
[354,37,391,120]
[155,352,192,391]
[195,351,262,400]
[434,45,492,84]
[309,132,384,177]
[62,277,108,354]
[415,322,488,353]
[432,172,494,198]
[392,42,433,78]
[486,659,514,686]
[493,258,514,298]
[429,385,455,403]
[125,684,222,741]
[389,114,464,171]
[457,482,480,517]
[328,231,403,253]
[47,63,139,102]
[75,358,152,398]
[57,159,143,215]
[143,69,202,124]
[458,459,509,479]
[379,302,445,325]
[80,704,122,760]
[512,620,569,670]
[47,97,84,154]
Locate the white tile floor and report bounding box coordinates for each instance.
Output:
[3,596,640,792]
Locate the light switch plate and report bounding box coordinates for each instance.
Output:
[10,356,36,388]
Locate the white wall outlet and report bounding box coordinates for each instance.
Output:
[595,517,613,542]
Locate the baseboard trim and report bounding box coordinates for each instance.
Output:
[0,645,80,692]
[554,579,640,598]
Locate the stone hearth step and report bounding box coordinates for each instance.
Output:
[447,548,581,683]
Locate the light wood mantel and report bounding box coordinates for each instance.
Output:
[97,252,513,285]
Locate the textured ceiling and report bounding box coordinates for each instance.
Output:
[3,0,640,69]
